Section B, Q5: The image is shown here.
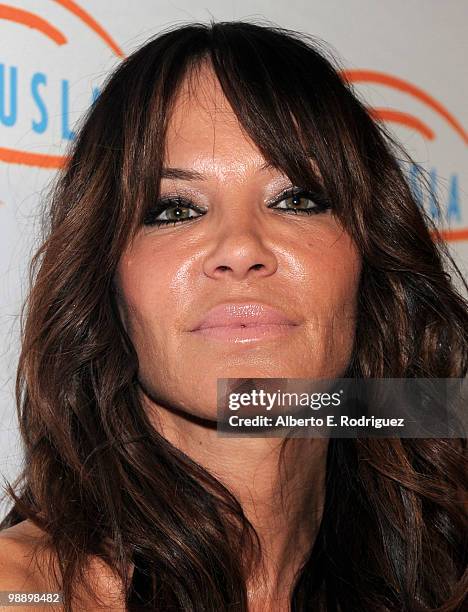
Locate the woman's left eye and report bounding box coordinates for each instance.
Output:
[268,188,331,215]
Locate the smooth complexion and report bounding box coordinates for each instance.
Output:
[116,61,362,610]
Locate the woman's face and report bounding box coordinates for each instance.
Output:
[116,64,362,419]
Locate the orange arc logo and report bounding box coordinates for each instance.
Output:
[0,0,123,55]
[368,109,435,141]
[53,0,124,58]
[0,4,67,44]
[343,70,468,145]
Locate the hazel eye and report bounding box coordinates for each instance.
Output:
[269,188,331,215]
[154,205,198,222]
[143,198,205,227]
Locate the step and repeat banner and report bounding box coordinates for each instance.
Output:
[0,1,467,492]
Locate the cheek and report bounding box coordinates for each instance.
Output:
[305,232,360,308]
[302,234,361,350]
[116,247,179,347]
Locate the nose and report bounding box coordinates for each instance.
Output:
[202,214,278,281]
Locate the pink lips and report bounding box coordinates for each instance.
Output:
[189,302,299,343]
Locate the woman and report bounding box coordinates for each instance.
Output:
[0,20,466,612]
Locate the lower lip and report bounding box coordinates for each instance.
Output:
[190,323,298,343]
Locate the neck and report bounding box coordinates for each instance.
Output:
[146,395,328,608]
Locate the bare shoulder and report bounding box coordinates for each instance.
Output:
[0,520,53,586]
[0,520,59,610]
[0,520,128,610]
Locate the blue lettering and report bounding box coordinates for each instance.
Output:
[92,86,100,104]
[428,167,441,221]
[61,79,76,140]
[408,163,424,211]
[0,63,18,127]
[31,72,48,133]
[446,174,461,222]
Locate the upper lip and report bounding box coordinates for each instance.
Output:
[189,302,300,331]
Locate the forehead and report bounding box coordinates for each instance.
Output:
[163,62,266,176]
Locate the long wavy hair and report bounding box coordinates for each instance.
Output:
[1,20,467,611]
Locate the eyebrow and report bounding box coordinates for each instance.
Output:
[160,161,275,181]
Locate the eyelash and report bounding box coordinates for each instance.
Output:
[142,187,331,228]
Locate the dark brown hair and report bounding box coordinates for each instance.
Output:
[1,20,467,611]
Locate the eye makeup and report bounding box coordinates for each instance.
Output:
[142,186,331,228]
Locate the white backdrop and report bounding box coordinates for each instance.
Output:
[1,1,467,507]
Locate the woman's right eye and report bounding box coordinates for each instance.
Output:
[143,197,205,227]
